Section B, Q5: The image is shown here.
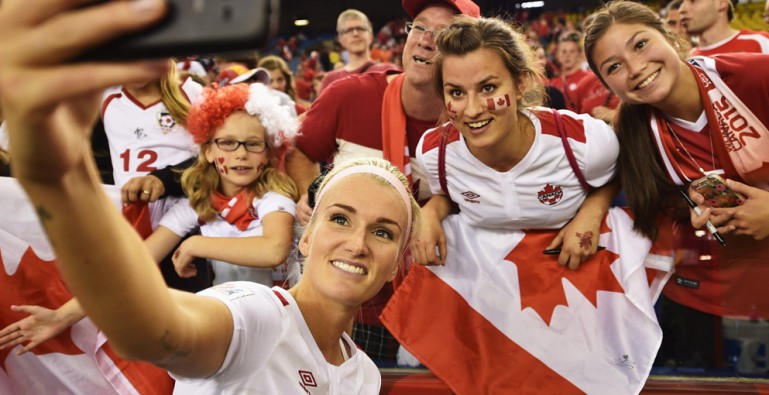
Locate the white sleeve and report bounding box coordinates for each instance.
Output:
[157,198,198,236]
[101,86,122,105]
[182,77,204,105]
[556,110,618,188]
[415,131,444,196]
[255,192,297,220]
[172,282,283,381]
[581,116,619,187]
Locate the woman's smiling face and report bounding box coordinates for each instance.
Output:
[591,22,683,106]
[441,47,521,156]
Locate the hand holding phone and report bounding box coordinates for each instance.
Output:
[690,174,745,208]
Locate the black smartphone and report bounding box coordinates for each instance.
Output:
[78,0,279,61]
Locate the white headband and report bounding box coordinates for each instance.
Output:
[314,164,413,240]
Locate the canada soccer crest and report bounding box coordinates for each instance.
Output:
[537,184,563,205]
[157,112,176,133]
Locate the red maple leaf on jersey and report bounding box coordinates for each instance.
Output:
[505,226,623,326]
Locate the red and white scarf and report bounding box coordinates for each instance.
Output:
[650,57,769,189]
[210,190,256,231]
[381,73,412,184]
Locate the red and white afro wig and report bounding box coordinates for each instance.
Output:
[187,83,299,154]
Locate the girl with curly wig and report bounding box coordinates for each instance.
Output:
[148,82,300,285]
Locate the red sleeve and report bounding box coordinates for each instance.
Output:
[296,73,389,163]
[714,53,769,129]
[296,82,345,163]
[420,124,459,154]
[537,109,587,143]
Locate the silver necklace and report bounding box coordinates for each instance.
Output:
[665,121,716,177]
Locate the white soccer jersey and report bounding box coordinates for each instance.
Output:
[416,108,618,230]
[101,77,202,187]
[172,283,381,394]
[159,191,297,286]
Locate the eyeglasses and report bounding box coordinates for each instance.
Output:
[339,26,369,35]
[213,138,267,153]
[405,22,443,41]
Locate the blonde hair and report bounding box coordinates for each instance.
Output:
[182,149,298,222]
[159,59,192,127]
[336,9,372,33]
[305,158,421,250]
[433,15,544,109]
[0,147,9,166]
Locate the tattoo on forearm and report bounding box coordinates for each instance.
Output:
[160,329,191,359]
[577,231,593,250]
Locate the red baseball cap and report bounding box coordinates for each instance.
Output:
[402,0,480,19]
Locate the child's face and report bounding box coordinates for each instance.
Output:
[205,111,270,196]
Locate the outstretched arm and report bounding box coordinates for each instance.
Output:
[0,299,86,355]
[2,0,233,378]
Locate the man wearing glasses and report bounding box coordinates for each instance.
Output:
[286,0,480,364]
[318,9,397,94]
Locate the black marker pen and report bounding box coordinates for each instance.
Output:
[679,189,726,247]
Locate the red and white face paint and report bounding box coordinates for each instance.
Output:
[446,101,459,119]
[216,156,229,175]
[486,94,511,111]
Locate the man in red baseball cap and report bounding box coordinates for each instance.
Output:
[402,0,480,19]
[287,0,480,363]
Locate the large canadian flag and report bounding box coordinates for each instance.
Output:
[0,177,172,394]
[382,208,673,395]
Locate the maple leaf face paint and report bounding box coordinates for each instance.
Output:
[446,101,459,119]
[486,94,511,111]
[215,156,229,175]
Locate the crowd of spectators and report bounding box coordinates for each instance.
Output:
[178,0,765,114]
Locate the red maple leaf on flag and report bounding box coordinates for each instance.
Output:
[505,226,623,326]
[0,246,82,370]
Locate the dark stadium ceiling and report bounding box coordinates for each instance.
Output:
[277,0,605,36]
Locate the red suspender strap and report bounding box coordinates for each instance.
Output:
[273,290,289,306]
[551,109,591,190]
[438,130,451,199]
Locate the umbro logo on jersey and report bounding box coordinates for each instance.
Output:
[461,191,480,204]
[298,370,317,393]
[537,184,563,205]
